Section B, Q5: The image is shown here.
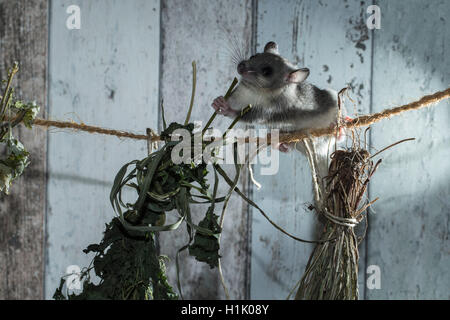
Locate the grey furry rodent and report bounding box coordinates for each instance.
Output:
[213,41,349,211]
[212,41,344,153]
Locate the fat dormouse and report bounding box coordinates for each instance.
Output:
[212,41,346,154]
[212,41,349,205]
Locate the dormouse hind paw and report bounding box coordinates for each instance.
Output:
[332,116,353,143]
[273,142,291,153]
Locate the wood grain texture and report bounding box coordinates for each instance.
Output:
[2,0,447,300]
[367,0,450,299]
[0,0,48,299]
[251,0,372,299]
[45,0,160,298]
[159,0,253,299]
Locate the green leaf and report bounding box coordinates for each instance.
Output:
[12,101,39,129]
[55,218,178,300]
[188,207,222,268]
[0,135,30,194]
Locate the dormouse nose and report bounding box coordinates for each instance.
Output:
[237,61,247,75]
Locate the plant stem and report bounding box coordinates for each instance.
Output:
[0,63,19,121]
[222,104,252,139]
[202,77,238,135]
[161,100,167,132]
[184,61,197,125]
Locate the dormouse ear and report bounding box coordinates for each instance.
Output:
[264,41,279,55]
[287,68,310,83]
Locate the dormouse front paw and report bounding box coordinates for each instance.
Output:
[212,96,239,117]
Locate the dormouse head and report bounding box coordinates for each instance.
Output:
[237,41,310,90]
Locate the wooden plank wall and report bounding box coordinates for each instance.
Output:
[0,0,48,299]
[44,0,253,300]
[251,0,372,299]
[367,0,450,299]
[158,0,253,299]
[44,0,160,298]
[251,0,449,299]
[0,0,448,300]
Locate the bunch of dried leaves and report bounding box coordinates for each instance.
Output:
[0,63,39,194]
[54,66,255,299]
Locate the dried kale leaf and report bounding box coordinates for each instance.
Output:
[160,122,194,141]
[55,78,244,299]
[54,218,178,300]
[0,136,30,194]
[11,101,39,129]
[189,207,222,268]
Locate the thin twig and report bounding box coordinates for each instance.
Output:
[0,62,19,120]
[184,61,197,125]
[202,77,238,136]
[369,138,415,159]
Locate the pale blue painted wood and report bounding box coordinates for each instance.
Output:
[367,0,450,299]
[251,0,372,299]
[158,0,253,299]
[42,0,450,300]
[45,0,160,298]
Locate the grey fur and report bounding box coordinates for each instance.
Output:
[227,42,340,133]
[212,41,349,213]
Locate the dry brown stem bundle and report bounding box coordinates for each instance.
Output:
[294,145,381,300]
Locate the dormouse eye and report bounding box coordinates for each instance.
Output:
[261,66,273,77]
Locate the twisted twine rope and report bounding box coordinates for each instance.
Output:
[32,118,149,140]
[26,87,450,141]
[279,87,450,144]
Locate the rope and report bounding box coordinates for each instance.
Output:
[322,209,358,227]
[279,87,450,144]
[32,118,149,140]
[22,87,450,142]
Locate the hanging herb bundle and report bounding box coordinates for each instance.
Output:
[292,145,379,300]
[0,62,40,194]
[290,119,413,300]
[54,217,177,300]
[54,63,254,299]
